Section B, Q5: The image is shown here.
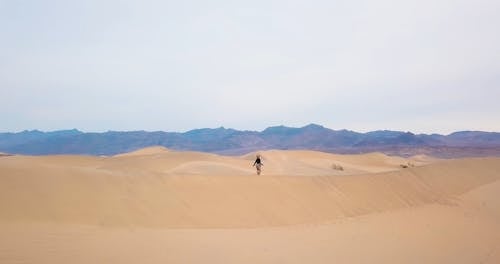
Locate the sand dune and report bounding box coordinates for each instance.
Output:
[114,146,170,157]
[1,148,499,263]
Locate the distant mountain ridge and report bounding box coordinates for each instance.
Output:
[1,124,500,158]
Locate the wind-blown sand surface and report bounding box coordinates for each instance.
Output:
[1,147,499,263]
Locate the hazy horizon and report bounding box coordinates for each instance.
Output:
[2,0,499,134]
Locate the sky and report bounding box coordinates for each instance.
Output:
[1,0,499,134]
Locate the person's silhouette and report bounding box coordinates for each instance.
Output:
[253,154,263,175]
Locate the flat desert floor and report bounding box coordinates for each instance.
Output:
[1,147,499,263]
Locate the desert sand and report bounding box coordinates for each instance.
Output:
[1,146,499,263]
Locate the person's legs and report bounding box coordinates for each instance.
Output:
[256,164,261,175]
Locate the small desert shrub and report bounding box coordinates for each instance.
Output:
[400,162,415,169]
[332,163,344,171]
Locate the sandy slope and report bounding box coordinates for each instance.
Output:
[114,146,171,157]
[0,148,499,263]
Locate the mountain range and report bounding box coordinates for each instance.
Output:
[1,124,500,158]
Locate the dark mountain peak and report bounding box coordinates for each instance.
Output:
[355,130,424,147]
[20,129,44,134]
[186,127,215,134]
[48,129,83,136]
[302,123,325,128]
[302,123,325,129]
[215,126,237,132]
[448,130,473,135]
[262,125,297,134]
[447,131,487,137]
[184,126,238,138]
[396,132,415,138]
[262,124,329,134]
[365,130,405,138]
[443,131,500,147]
[332,128,361,136]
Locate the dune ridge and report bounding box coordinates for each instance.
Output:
[114,146,170,157]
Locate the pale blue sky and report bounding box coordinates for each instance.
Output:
[1,0,499,134]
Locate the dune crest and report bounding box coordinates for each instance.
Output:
[114,146,170,157]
